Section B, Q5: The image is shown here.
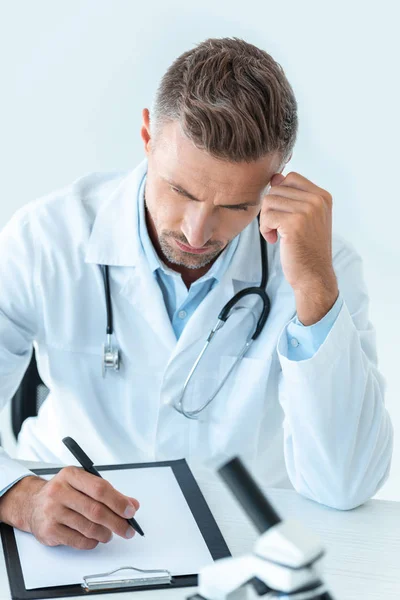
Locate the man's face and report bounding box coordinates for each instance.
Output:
[142,114,283,270]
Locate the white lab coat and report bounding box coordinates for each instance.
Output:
[0,159,393,509]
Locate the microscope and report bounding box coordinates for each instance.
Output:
[188,457,335,600]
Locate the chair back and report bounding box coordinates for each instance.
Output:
[11,350,49,439]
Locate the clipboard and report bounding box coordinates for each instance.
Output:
[1,459,231,600]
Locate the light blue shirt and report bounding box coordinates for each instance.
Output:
[138,173,343,353]
[285,295,343,359]
[138,176,239,339]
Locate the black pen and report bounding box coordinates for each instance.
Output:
[62,436,144,537]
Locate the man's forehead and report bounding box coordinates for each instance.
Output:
[160,170,270,201]
[152,120,282,192]
[154,154,280,200]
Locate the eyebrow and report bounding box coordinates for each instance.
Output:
[162,176,260,209]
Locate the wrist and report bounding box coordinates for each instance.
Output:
[294,275,339,326]
[0,475,46,531]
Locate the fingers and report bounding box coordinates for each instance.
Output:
[260,210,310,243]
[270,173,285,187]
[49,524,99,550]
[261,185,330,243]
[59,507,113,544]
[63,467,139,520]
[62,486,136,539]
[274,171,327,195]
[263,229,278,244]
[260,209,293,233]
[129,497,140,511]
[265,187,322,211]
[263,194,297,214]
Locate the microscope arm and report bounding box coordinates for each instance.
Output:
[187,458,335,600]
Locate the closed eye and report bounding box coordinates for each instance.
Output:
[170,186,249,211]
[224,204,249,212]
[170,186,185,195]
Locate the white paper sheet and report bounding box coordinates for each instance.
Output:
[14,465,215,590]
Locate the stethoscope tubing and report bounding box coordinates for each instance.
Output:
[100,222,271,413]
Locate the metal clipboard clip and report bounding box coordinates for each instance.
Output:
[81,566,172,592]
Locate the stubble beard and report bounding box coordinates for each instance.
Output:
[159,233,224,270]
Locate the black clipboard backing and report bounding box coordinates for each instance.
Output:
[1,459,231,600]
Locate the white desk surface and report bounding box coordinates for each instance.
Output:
[0,462,399,600]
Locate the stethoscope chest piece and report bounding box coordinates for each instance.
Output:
[101,265,121,377]
[102,336,120,377]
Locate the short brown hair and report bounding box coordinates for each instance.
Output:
[151,37,298,164]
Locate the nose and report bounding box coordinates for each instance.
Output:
[182,205,214,248]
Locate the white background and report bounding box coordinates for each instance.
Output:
[0,1,399,500]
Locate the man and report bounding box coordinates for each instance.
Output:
[0,37,393,550]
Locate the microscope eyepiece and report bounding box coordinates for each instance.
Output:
[218,457,281,534]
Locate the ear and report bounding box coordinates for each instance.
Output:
[140,108,151,155]
[280,152,293,172]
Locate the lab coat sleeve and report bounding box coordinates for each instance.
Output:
[0,207,39,494]
[276,237,393,510]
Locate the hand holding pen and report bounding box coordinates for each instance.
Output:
[62,437,144,537]
[6,439,143,550]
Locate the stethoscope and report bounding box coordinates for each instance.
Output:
[100,224,270,419]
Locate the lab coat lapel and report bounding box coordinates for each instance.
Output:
[84,158,177,353]
[84,159,148,268]
[118,261,177,353]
